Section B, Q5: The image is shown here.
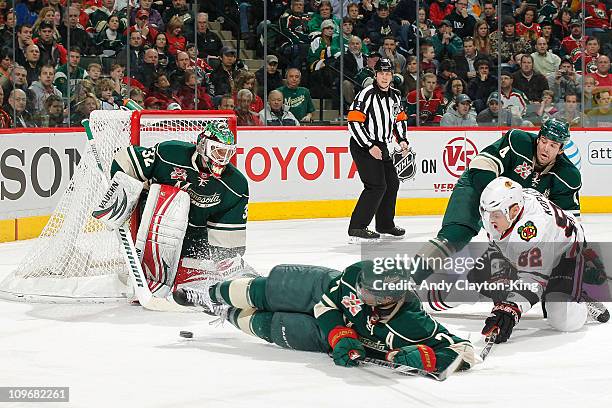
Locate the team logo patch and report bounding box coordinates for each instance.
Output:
[341,293,363,316]
[393,148,417,182]
[518,221,537,241]
[392,103,401,116]
[514,161,533,179]
[198,171,211,186]
[171,167,188,181]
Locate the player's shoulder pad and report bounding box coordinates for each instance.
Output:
[551,154,582,190]
[219,163,249,197]
[340,261,367,289]
[155,140,197,167]
[506,128,537,158]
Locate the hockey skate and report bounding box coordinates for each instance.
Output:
[376,226,406,239]
[348,228,380,244]
[581,292,610,323]
[173,285,224,316]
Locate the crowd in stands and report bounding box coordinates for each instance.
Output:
[0,0,611,129]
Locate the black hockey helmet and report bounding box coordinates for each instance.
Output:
[354,260,409,307]
[374,57,394,73]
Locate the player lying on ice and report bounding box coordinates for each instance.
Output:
[172,261,476,374]
[477,177,609,344]
[93,122,253,301]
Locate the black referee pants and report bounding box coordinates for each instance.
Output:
[348,138,399,231]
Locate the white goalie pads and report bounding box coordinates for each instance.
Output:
[92,171,144,230]
[135,184,190,298]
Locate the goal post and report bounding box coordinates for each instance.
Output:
[0,109,237,303]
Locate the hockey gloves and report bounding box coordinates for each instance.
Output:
[387,344,437,372]
[482,301,522,343]
[328,326,365,367]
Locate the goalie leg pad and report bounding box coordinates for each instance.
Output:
[92,171,143,230]
[135,184,190,298]
[546,292,588,332]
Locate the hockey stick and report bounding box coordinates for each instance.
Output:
[360,354,463,382]
[479,328,499,361]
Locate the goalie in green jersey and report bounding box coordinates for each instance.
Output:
[412,118,582,286]
[173,261,475,374]
[95,121,251,299]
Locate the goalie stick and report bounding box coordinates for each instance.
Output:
[82,119,181,312]
[359,354,464,381]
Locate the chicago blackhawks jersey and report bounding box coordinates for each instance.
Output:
[111,140,249,259]
[489,188,585,313]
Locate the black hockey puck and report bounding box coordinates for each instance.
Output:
[179,330,193,339]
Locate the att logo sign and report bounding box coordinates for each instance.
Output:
[443,137,478,178]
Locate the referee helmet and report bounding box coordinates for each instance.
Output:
[374,57,393,73]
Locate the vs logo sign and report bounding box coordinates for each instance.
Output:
[443,137,478,178]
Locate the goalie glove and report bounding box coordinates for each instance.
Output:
[328,326,365,367]
[482,301,522,344]
[92,171,143,230]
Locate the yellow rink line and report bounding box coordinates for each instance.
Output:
[2,196,612,242]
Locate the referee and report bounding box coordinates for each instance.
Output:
[347,57,410,241]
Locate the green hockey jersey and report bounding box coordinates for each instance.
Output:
[110,140,249,259]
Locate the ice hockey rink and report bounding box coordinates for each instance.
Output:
[1,215,611,408]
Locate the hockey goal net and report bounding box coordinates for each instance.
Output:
[0,109,237,303]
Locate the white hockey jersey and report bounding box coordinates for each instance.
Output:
[489,189,586,313]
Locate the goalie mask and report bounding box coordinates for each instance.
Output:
[479,177,524,240]
[196,122,236,178]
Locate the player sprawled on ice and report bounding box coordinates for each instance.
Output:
[94,121,251,300]
[172,261,475,375]
[478,177,608,344]
[412,118,606,295]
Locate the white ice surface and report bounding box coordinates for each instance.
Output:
[1,215,611,408]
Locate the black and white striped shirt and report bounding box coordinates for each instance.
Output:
[347,84,409,149]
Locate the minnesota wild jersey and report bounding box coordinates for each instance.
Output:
[111,140,249,259]
[314,261,467,358]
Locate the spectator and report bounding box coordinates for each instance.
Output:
[531,36,561,76]
[512,54,549,102]
[552,7,573,42]
[59,6,93,55]
[588,55,612,93]
[144,96,164,110]
[481,0,497,33]
[539,0,564,25]
[32,7,60,41]
[165,15,186,56]
[345,1,367,40]
[515,6,541,43]
[489,16,532,66]
[233,71,264,113]
[584,0,611,36]
[560,19,585,63]
[308,1,341,34]
[467,59,497,112]
[117,30,145,79]
[553,92,582,127]
[333,17,369,55]
[581,37,602,74]
[218,94,235,110]
[169,50,191,89]
[454,36,490,83]
[137,48,160,89]
[109,63,128,99]
[192,13,223,59]
[587,88,612,126]
[429,0,454,28]
[153,33,174,70]
[420,42,438,74]
[162,0,194,40]
[473,19,491,55]
[15,0,38,26]
[0,87,11,128]
[401,55,418,95]
[54,47,88,100]
[40,94,65,127]
[131,0,164,32]
[255,55,283,99]
[415,7,436,40]
[28,63,62,113]
[366,2,399,50]
[447,0,476,39]
[8,89,35,127]
[341,36,369,106]
[500,68,530,122]
[89,0,118,33]
[128,88,145,107]
[539,19,561,56]
[477,91,522,126]
[532,89,558,125]
[34,21,67,66]
[441,93,477,126]
[0,11,16,47]
[95,15,126,55]
[0,51,11,87]
[96,78,119,110]
[147,72,176,107]
[379,36,406,73]
[432,20,463,62]
[173,70,214,110]
[307,19,338,98]
[437,58,459,90]
[406,72,445,126]
[277,68,315,123]
[210,46,241,97]
[131,9,159,46]
[278,0,311,69]
[14,24,34,66]
[235,88,263,126]
[259,89,300,126]
[443,76,466,107]
[2,66,29,101]
[353,52,382,89]
[71,92,99,124]
[23,44,42,85]
[548,58,582,103]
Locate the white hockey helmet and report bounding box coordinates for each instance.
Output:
[479,177,524,238]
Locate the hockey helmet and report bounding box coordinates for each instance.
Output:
[355,260,409,307]
[196,122,236,177]
[538,118,570,147]
[479,177,524,239]
[374,57,394,73]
